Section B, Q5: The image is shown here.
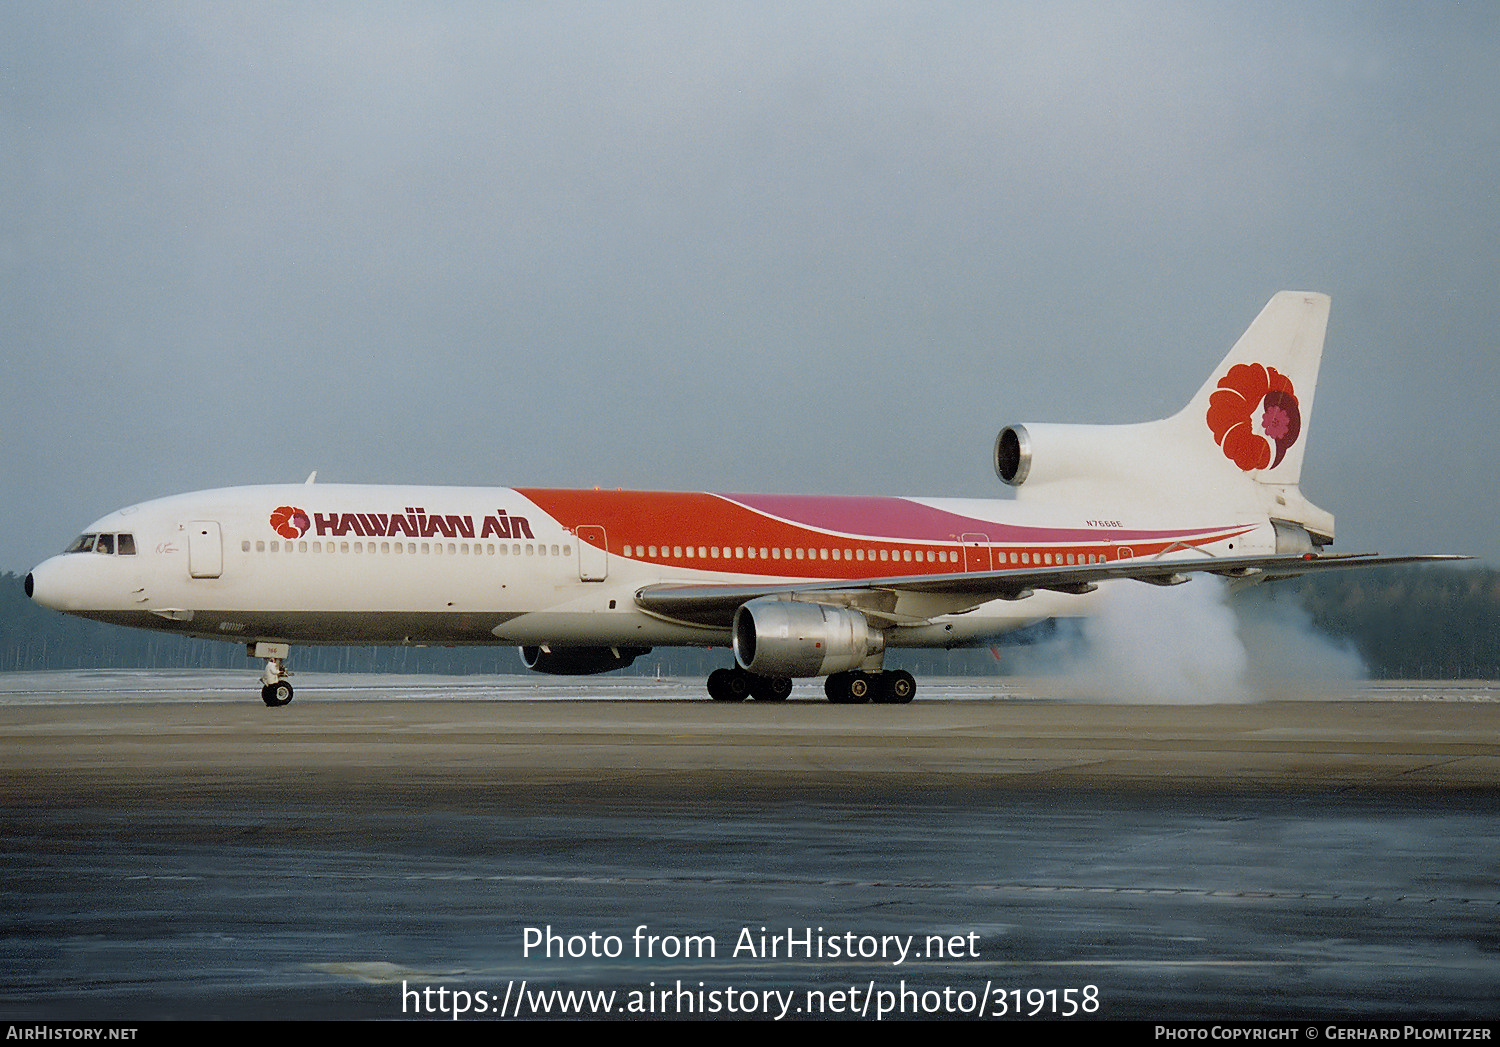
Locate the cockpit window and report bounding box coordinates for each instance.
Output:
[64,532,135,555]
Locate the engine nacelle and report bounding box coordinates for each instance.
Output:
[732,599,884,678]
[994,421,1168,489]
[520,645,650,675]
[993,424,1034,486]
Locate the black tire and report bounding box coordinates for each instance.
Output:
[710,668,751,702]
[876,670,916,705]
[707,667,735,701]
[261,681,293,707]
[724,670,752,701]
[846,673,872,704]
[751,675,792,702]
[825,672,850,704]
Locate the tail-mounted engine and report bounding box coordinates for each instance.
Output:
[994,424,1033,486]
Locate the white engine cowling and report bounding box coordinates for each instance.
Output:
[732,599,884,678]
[994,421,1177,489]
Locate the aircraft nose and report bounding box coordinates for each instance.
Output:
[25,557,69,611]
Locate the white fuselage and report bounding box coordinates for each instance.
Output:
[27,483,1272,652]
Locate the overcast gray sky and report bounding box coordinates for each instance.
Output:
[4,1,1496,570]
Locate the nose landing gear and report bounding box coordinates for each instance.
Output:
[251,641,294,707]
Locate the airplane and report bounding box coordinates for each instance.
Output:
[25,291,1463,707]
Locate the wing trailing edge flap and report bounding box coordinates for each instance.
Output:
[632,552,1468,630]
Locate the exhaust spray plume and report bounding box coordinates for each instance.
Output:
[1005,577,1364,703]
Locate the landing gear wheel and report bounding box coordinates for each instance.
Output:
[261,681,294,707]
[825,671,874,704]
[846,673,872,704]
[750,675,793,702]
[825,673,848,703]
[874,670,916,705]
[708,667,750,702]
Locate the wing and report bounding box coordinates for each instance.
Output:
[633,552,1469,629]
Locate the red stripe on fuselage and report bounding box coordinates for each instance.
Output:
[516,489,1253,580]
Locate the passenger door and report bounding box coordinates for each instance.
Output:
[187,521,222,579]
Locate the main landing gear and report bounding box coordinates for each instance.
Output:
[824,669,916,705]
[251,641,294,707]
[706,667,793,702]
[705,667,917,704]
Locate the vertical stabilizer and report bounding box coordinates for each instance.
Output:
[1180,290,1329,488]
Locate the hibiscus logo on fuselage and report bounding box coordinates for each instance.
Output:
[1206,363,1301,471]
[270,505,311,540]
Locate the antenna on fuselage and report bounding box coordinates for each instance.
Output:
[304,471,317,485]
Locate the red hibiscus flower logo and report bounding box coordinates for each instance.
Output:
[270,505,311,539]
[1205,363,1301,471]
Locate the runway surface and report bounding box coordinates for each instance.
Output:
[2,672,1497,1020]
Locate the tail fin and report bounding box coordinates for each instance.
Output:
[996,291,1335,545]
[1178,290,1329,488]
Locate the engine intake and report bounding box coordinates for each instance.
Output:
[994,424,1033,486]
[732,599,883,678]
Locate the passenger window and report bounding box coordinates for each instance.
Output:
[242,540,251,553]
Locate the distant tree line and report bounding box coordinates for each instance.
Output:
[2,566,1494,679]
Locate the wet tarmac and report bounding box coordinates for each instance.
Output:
[1,673,1497,1020]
